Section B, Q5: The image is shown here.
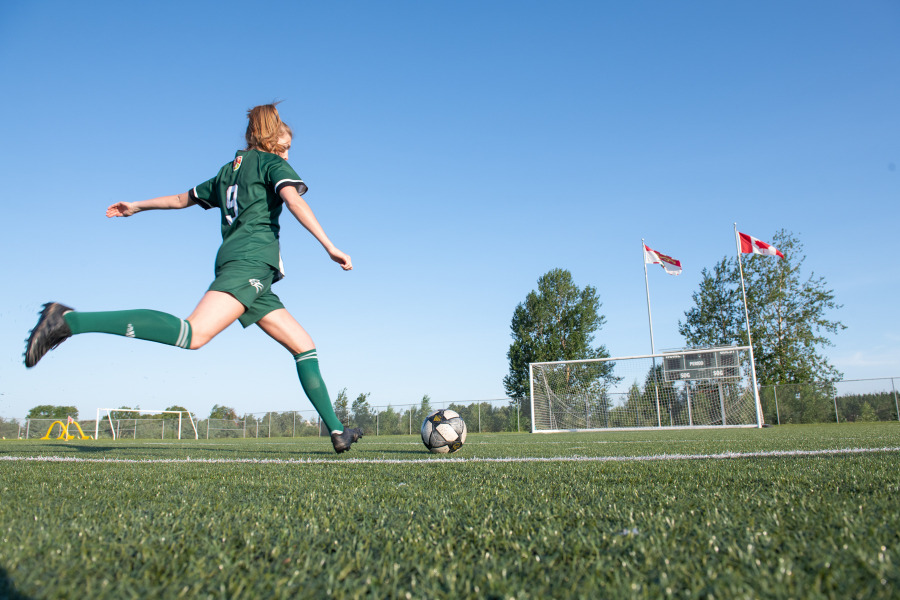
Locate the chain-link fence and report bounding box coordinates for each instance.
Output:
[199,398,530,439]
[0,398,530,440]
[201,410,324,439]
[0,418,25,439]
[5,382,896,439]
[759,378,900,425]
[363,398,529,436]
[10,417,199,440]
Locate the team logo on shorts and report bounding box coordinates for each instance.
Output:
[233,156,243,171]
[249,279,263,293]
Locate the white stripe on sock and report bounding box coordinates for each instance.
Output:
[295,352,318,363]
[176,320,189,349]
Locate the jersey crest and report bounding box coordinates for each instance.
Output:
[232,156,243,172]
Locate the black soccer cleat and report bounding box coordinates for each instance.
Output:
[331,427,363,454]
[24,302,74,368]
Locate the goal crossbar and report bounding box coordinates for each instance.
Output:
[530,347,746,366]
[95,408,198,440]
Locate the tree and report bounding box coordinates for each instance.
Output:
[377,405,402,435]
[679,230,846,385]
[351,392,374,431]
[208,404,237,420]
[419,394,432,418]
[504,268,613,398]
[679,257,743,347]
[857,402,879,422]
[333,388,350,425]
[165,405,194,418]
[26,405,78,420]
[412,394,434,426]
[111,405,152,420]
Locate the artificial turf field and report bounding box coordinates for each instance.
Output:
[0,423,898,599]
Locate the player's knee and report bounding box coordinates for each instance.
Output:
[187,328,214,350]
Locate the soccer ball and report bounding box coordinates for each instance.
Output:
[420,409,467,453]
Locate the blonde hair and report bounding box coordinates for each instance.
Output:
[245,103,292,154]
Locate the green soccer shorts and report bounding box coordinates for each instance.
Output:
[208,261,285,327]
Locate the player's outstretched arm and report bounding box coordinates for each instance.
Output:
[106,192,195,218]
[280,186,352,271]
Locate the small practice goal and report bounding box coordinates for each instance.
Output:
[95,408,198,440]
[530,346,763,432]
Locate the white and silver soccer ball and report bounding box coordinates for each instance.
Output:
[420,409,467,453]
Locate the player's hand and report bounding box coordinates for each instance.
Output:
[329,248,353,271]
[106,202,138,217]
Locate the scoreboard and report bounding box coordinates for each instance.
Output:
[662,348,741,382]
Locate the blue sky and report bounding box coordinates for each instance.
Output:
[1,1,897,420]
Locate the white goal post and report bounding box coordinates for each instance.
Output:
[530,346,764,432]
[95,408,199,440]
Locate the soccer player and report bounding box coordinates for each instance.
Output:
[24,103,363,453]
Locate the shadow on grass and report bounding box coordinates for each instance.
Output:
[350,448,433,456]
[58,443,361,460]
[0,565,31,600]
[86,443,429,457]
[58,444,118,453]
[0,440,429,460]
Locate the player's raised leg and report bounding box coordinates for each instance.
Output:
[256,308,363,453]
[24,291,245,367]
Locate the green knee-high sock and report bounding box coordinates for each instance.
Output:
[295,350,344,433]
[63,309,192,349]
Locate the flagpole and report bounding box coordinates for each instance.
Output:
[642,239,663,427]
[642,239,656,354]
[734,224,764,428]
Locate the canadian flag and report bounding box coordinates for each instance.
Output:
[644,245,682,275]
[738,232,784,259]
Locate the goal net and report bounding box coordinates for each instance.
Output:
[95,408,198,440]
[530,346,763,432]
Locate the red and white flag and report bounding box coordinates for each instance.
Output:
[66,415,74,425]
[738,232,784,259]
[644,244,682,275]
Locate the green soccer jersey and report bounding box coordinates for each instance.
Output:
[189,150,308,280]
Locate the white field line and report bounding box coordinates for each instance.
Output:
[140,440,682,447]
[0,446,897,466]
[140,436,900,447]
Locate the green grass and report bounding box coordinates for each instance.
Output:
[0,423,898,599]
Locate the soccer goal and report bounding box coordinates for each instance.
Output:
[529,346,763,432]
[95,408,199,440]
